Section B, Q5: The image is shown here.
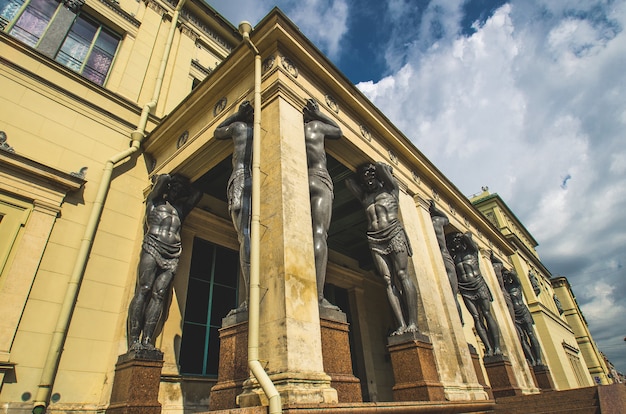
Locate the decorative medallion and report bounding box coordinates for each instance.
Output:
[432,188,440,200]
[464,216,469,227]
[281,56,298,78]
[448,202,455,215]
[177,130,189,148]
[325,94,339,113]
[411,171,420,183]
[359,124,371,142]
[213,97,227,116]
[262,55,275,73]
[388,149,398,165]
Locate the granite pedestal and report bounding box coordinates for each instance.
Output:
[387,331,445,401]
[468,344,493,399]
[531,364,555,392]
[319,307,362,403]
[106,348,164,414]
[483,354,522,398]
[209,311,249,411]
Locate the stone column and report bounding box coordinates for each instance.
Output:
[0,202,58,364]
[237,93,337,406]
[399,194,487,401]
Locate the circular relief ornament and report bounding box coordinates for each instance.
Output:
[448,202,456,215]
[411,171,420,183]
[262,55,275,73]
[281,56,298,77]
[176,130,189,148]
[360,124,372,142]
[213,97,227,116]
[432,188,440,201]
[325,94,339,113]
[388,150,398,165]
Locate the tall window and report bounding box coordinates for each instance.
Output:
[1,0,120,86]
[179,238,239,376]
[55,13,119,85]
[1,0,57,46]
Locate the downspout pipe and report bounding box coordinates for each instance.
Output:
[33,1,187,412]
[239,21,282,414]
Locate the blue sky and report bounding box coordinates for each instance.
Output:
[207,0,626,374]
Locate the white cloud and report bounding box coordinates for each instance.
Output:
[358,1,626,371]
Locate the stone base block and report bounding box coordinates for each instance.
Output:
[483,354,522,398]
[320,312,362,403]
[387,331,445,402]
[238,371,338,407]
[468,344,493,399]
[531,364,555,392]
[209,312,249,411]
[106,349,164,414]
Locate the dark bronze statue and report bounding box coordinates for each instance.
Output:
[503,269,544,366]
[127,174,201,350]
[214,101,254,314]
[347,162,419,336]
[303,98,342,309]
[428,200,463,325]
[528,271,541,296]
[490,252,515,322]
[446,232,501,356]
[553,294,564,315]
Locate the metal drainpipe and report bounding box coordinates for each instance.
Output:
[239,21,282,414]
[32,1,187,412]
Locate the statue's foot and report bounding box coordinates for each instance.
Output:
[493,347,502,355]
[390,326,406,336]
[484,348,493,357]
[226,301,248,317]
[319,298,340,311]
[404,323,418,333]
[141,340,156,351]
[129,340,143,351]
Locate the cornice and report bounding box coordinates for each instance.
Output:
[97,0,141,27]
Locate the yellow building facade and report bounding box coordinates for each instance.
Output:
[0,1,612,413]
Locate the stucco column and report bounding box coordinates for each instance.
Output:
[399,194,487,401]
[0,202,59,361]
[478,248,538,393]
[238,94,337,406]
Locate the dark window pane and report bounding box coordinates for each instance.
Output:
[210,284,237,326]
[206,326,220,376]
[213,247,238,286]
[0,0,25,29]
[184,279,209,324]
[9,0,57,46]
[179,323,206,375]
[190,238,214,281]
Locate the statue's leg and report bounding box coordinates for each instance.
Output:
[374,254,406,335]
[464,297,492,355]
[127,251,157,349]
[310,180,336,309]
[393,252,418,332]
[526,325,543,365]
[142,269,175,348]
[480,300,501,355]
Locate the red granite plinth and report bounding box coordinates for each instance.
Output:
[387,332,445,402]
[483,354,522,398]
[320,310,362,403]
[468,344,493,399]
[106,349,164,414]
[531,364,555,392]
[209,312,249,411]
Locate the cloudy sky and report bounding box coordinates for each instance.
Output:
[207,0,626,374]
